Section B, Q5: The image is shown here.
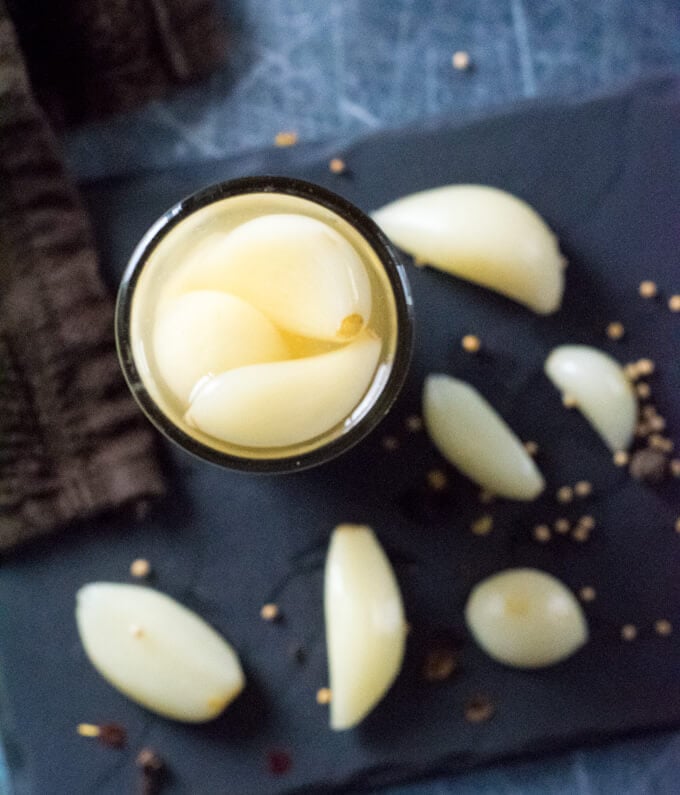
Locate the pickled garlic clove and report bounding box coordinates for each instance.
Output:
[324,524,407,730]
[76,583,245,722]
[422,374,545,501]
[545,345,637,452]
[153,290,289,403]
[372,185,564,314]
[465,568,588,668]
[175,214,372,341]
[185,334,381,448]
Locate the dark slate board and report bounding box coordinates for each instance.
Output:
[1,77,680,795]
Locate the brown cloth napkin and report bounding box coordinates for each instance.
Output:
[0,1,223,551]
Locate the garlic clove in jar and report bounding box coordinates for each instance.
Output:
[372,185,564,314]
[325,524,407,730]
[465,568,588,668]
[76,583,245,722]
[545,345,637,452]
[185,333,381,448]
[422,374,545,500]
[153,290,290,403]
[173,214,372,342]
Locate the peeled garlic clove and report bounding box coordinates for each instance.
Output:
[175,214,372,341]
[325,524,406,730]
[465,568,588,668]
[422,374,544,500]
[372,185,564,314]
[545,345,637,451]
[186,334,381,448]
[153,290,290,403]
[76,583,245,722]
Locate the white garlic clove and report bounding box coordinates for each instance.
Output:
[153,290,290,403]
[465,568,588,668]
[173,214,372,341]
[185,334,381,448]
[372,185,564,314]
[325,524,407,730]
[544,345,637,452]
[422,374,545,501]
[76,583,245,722]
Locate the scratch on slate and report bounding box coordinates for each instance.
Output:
[510,0,537,97]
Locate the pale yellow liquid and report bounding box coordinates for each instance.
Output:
[130,192,399,460]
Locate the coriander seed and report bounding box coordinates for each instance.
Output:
[606,321,625,340]
[461,334,481,353]
[639,280,657,298]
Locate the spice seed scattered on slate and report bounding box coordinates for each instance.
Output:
[674,518,680,533]
[574,480,593,498]
[624,363,639,381]
[636,382,651,399]
[562,394,578,408]
[671,459,680,478]
[267,750,293,776]
[579,586,596,602]
[328,158,346,174]
[406,415,423,432]
[606,321,625,340]
[461,334,481,353]
[130,558,151,578]
[97,723,127,749]
[427,469,448,491]
[423,649,458,682]
[524,440,539,456]
[629,448,668,482]
[464,695,495,723]
[571,526,590,543]
[77,723,101,738]
[533,524,551,543]
[654,619,673,636]
[649,434,674,453]
[554,518,570,534]
[471,515,493,536]
[639,280,658,298]
[137,747,166,795]
[316,688,332,705]
[636,358,655,376]
[669,295,680,312]
[382,435,399,451]
[621,624,638,641]
[613,450,630,467]
[260,603,280,622]
[556,485,573,504]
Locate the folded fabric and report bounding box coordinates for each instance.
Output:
[0,0,228,549]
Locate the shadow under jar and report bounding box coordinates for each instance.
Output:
[116,176,413,472]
